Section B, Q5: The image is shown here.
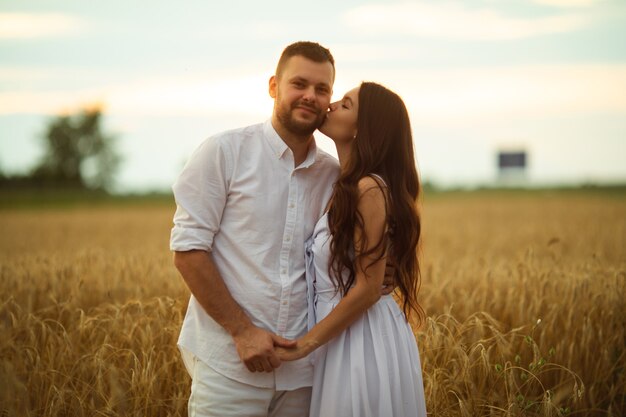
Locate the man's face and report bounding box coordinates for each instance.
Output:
[270,55,334,137]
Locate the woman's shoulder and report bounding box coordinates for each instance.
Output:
[357,175,388,206]
[357,174,388,193]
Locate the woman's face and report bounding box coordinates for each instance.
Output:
[319,86,359,143]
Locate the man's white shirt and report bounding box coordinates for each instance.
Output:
[170,120,339,390]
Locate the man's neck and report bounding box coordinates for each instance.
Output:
[271,117,314,167]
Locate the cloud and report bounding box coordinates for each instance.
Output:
[532,0,600,7]
[342,2,590,40]
[0,72,273,117]
[334,64,626,125]
[1,64,624,127]
[0,13,86,39]
[0,68,50,82]
[104,74,273,116]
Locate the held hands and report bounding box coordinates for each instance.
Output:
[274,262,398,363]
[232,262,396,370]
[232,325,296,373]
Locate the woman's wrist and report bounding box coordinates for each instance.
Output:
[299,335,321,355]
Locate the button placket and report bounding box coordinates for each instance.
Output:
[277,170,298,334]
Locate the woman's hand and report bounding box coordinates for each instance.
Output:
[275,338,318,361]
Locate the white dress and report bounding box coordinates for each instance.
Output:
[305,212,428,417]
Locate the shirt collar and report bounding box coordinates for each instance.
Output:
[263,119,320,168]
[263,119,289,159]
[300,139,319,169]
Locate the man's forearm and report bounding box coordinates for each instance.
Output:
[174,250,252,337]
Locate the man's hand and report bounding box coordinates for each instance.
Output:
[232,326,296,372]
[381,260,397,295]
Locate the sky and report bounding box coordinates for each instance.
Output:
[1,0,625,192]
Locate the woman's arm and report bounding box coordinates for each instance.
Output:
[277,176,388,360]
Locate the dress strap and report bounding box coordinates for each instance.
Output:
[368,173,388,188]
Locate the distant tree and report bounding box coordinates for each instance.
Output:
[31,107,121,190]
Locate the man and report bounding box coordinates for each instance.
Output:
[170,41,339,416]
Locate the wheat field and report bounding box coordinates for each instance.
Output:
[0,192,624,416]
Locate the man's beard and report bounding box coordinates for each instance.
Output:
[276,99,325,137]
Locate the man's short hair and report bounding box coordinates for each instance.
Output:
[275,41,335,79]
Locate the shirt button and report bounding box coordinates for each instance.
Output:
[281,269,286,274]
[289,203,294,208]
[285,236,291,242]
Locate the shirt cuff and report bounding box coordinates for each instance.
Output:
[170,226,215,252]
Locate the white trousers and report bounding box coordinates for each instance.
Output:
[188,356,312,417]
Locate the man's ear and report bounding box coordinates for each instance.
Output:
[269,75,277,99]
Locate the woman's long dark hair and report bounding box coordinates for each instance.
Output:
[328,82,424,323]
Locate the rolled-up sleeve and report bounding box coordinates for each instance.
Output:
[170,136,231,252]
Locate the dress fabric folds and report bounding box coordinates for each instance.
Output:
[305,213,427,417]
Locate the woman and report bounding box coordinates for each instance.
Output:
[276,82,427,416]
